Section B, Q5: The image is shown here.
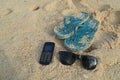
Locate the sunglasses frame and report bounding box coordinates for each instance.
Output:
[59,51,98,70]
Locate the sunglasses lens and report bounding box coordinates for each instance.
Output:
[81,55,98,70]
[59,51,76,65]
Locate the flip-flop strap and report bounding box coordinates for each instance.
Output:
[74,18,99,33]
[88,18,99,29]
[75,12,88,21]
[64,16,75,26]
[64,12,89,28]
[67,18,99,45]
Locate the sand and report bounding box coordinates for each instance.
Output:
[0,0,120,80]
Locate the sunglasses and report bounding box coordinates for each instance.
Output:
[59,51,98,70]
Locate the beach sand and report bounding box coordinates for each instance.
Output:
[0,0,120,80]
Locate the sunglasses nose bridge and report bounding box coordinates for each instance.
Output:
[59,51,98,70]
[75,54,81,60]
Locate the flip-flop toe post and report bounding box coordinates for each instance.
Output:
[54,12,90,39]
[64,18,99,51]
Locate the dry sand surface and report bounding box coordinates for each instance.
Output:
[0,0,120,80]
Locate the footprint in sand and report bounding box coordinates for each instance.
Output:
[100,4,112,11]
[67,0,90,10]
[106,11,120,25]
[67,0,77,9]
[93,31,118,49]
[85,31,118,52]
[0,8,12,17]
[44,1,66,12]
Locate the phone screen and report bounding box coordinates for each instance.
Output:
[43,42,55,52]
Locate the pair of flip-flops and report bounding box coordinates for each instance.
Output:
[54,12,99,51]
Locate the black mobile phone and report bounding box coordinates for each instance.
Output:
[39,42,55,65]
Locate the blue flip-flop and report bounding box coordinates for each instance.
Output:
[64,18,99,51]
[54,12,90,39]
